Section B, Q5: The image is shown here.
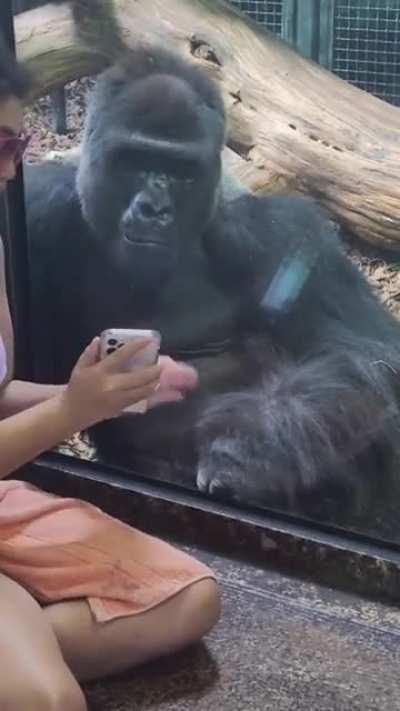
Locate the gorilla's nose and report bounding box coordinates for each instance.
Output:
[132,191,173,227]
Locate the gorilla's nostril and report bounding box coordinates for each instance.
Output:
[136,195,172,223]
[138,199,157,220]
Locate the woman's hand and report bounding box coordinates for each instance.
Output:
[63,337,162,428]
[147,356,198,409]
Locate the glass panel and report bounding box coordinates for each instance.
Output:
[2,0,400,548]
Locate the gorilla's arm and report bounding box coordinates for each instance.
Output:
[197,194,400,520]
[207,193,380,347]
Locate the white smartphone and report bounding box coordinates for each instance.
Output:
[99,328,161,414]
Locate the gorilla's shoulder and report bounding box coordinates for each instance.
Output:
[24,160,80,218]
[24,160,85,250]
[230,191,341,248]
[240,191,332,222]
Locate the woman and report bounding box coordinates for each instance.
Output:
[0,37,220,711]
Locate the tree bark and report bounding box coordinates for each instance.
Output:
[14,0,400,250]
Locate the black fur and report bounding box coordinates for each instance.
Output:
[24,33,400,535]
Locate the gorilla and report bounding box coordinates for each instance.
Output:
[23,3,400,535]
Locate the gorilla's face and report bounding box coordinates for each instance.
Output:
[77,64,226,289]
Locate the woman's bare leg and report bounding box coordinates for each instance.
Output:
[45,578,220,682]
[0,573,87,711]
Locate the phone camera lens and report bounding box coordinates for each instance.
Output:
[106,347,116,355]
[108,338,117,346]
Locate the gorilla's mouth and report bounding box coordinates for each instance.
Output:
[122,232,168,249]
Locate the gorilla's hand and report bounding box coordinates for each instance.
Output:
[196,392,267,503]
[147,357,198,408]
[197,435,250,500]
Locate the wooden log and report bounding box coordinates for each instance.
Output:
[14,0,400,250]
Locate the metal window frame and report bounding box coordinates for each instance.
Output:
[0,2,33,380]
[2,0,400,602]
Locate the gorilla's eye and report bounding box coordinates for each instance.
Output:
[110,146,200,181]
[163,157,199,181]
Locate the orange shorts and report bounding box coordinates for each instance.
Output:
[0,480,214,622]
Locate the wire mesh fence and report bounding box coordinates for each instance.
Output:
[227,0,283,35]
[227,0,400,107]
[332,1,400,106]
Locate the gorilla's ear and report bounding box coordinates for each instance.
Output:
[50,0,125,61]
[92,64,131,102]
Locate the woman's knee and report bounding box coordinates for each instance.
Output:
[0,674,87,711]
[182,577,221,639]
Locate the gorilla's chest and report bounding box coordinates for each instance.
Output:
[82,250,240,357]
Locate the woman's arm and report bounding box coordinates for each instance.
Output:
[0,339,165,481]
[0,380,66,418]
[0,237,66,417]
[0,394,80,481]
[0,357,199,417]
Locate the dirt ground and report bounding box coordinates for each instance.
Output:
[24,77,400,323]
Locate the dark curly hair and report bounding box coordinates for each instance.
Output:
[0,32,31,101]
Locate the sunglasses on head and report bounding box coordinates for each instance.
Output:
[0,131,30,166]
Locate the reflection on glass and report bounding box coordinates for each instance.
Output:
[13,0,400,545]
